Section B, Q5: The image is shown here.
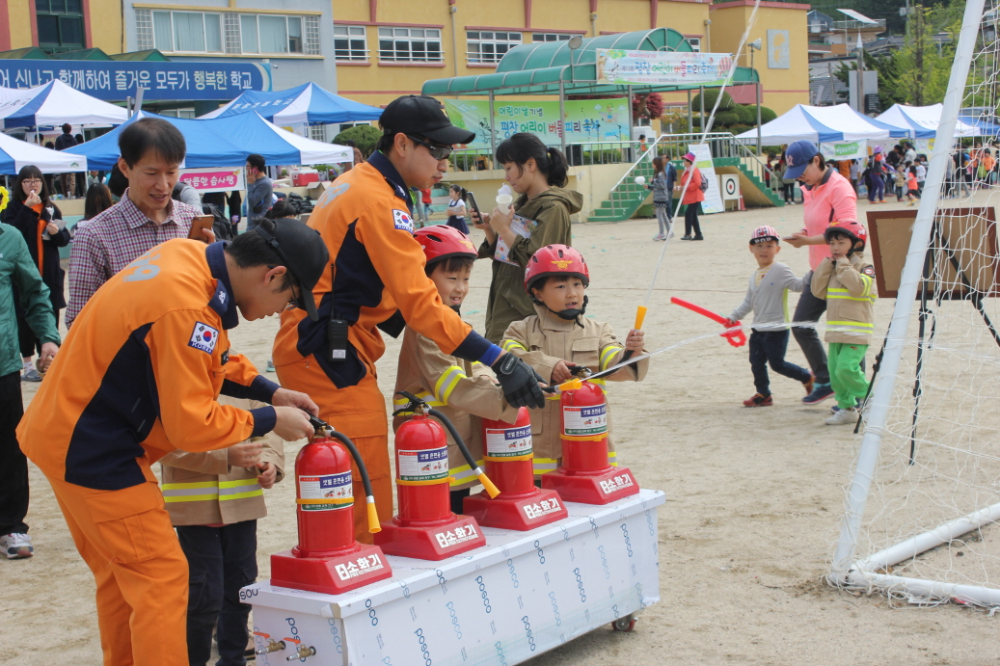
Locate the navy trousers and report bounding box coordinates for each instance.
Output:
[749,329,812,396]
[178,520,258,666]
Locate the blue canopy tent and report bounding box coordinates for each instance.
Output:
[65,110,351,170]
[198,83,383,125]
[959,116,1000,137]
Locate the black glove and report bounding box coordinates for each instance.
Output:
[492,353,546,409]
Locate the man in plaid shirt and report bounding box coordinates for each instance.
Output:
[66,118,213,327]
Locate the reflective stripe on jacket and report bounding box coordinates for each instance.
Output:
[810,252,877,345]
[500,305,649,474]
[393,324,518,489]
[159,397,284,526]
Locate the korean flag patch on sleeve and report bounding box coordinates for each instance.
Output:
[189,322,220,354]
[392,209,414,233]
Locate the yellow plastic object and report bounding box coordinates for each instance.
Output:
[634,305,648,330]
[559,378,583,392]
[478,472,501,498]
[367,499,382,533]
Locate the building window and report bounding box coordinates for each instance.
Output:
[309,125,326,142]
[149,10,224,53]
[36,0,85,54]
[532,33,572,42]
[467,30,521,64]
[686,37,701,52]
[140,11,312,55]
[223,14,241,54]
[136,9,153,51]
[304,17,320,55]
[334,25,367,61]
[378,27,442,63]
[159,108,196,119]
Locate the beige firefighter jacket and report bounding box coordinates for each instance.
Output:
[501,305,649,475]
[393,323,519,490]
[810,252,877,345]
[159,397,285,526]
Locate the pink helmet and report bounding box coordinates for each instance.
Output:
[750,225,780,245]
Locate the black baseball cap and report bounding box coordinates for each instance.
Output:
[379,95,475,146]
[252,218,329,321]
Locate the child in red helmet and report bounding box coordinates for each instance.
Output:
[500,245,648,477]
[726,226,813,408]
[811,221,878,425]
[393,225,519,512]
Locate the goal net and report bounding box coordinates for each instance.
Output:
[829,0,1000,607]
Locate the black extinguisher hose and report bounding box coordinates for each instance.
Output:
[308,415,381,533]
[426,408,500,498]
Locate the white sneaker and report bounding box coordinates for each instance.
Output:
[667,229,675,239]
[1,533,33,559]
[652,234,666,241]
[825,408,857,426]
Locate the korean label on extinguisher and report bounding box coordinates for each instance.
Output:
[298,472,352,512]
[485,425,533,458]
[563,404,608,437]
[397,447,449,482]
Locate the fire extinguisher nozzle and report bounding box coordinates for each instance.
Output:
[366,496,381,533]
[478,471,501,499]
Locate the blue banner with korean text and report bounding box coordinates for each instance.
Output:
[0,61,271,101]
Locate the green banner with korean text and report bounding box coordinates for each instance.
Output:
[443,98,630,150]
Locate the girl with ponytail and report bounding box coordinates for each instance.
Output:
[472,132,582,342]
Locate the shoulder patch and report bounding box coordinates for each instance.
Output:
[392,209,414,233]
[189,322,220,354]
[862,266,875,277]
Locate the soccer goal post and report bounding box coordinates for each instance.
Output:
[828,0,1000,607]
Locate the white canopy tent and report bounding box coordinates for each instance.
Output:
[0,132,86,174]
[734,103,910,145]
[0,80,128,130]
[876,104,979,139]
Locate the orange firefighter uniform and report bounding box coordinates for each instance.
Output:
[18,239,282,666]
[273,152,504,541]
[500,305,649,476]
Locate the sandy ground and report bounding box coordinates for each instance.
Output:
[4,191,1000,666]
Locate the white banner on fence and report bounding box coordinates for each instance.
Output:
[819,140,867,161]
[689,143,724,214]
[596,49,734,86]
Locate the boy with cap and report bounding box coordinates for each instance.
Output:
[810,221,877,425]
[725,226,813,407]
[393,225,518,513]
[16,219,323,666]
[273,95,546,543]
[782,139,859,406]
[501,245,648,477]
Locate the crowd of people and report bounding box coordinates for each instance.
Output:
[0,93,970,664]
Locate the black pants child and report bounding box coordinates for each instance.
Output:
[750,329,811,397]
[178,521,258,666]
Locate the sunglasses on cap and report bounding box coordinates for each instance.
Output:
[406,134,453,161]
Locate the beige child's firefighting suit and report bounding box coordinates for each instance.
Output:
[501,304,649,476]
[393,323,519,489]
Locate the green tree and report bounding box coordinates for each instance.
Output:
[333,125,381,157]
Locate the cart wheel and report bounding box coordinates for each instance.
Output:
[612,614,637,632]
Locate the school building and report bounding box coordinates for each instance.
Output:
[331,0,811,116]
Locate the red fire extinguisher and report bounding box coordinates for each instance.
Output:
[464,407,568,529]
[375,392,495,560]
[542,378,640,504]
[270,417,393,595]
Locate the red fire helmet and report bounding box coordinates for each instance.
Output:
[414,225,478,267]
[824,220,868,250]
[524,244,590,293]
